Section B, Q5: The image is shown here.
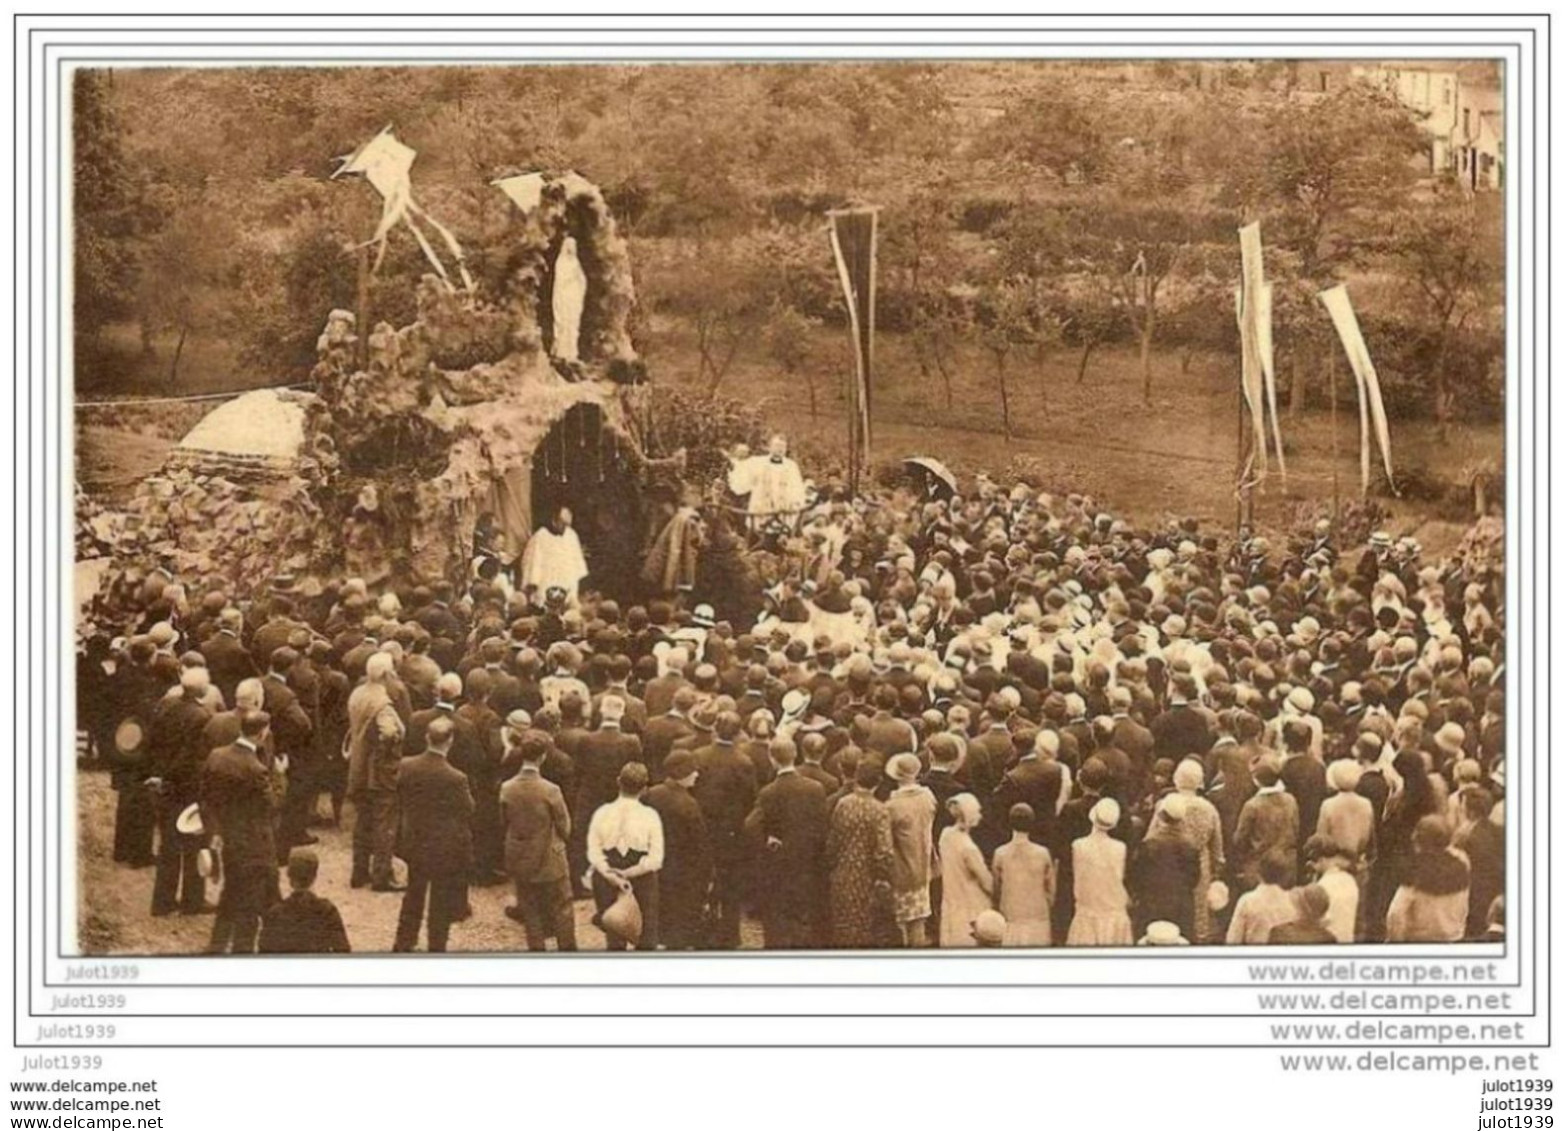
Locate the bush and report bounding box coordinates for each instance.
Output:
[1356,312,1504,423]
[637,385,767,486]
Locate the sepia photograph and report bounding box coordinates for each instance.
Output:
[71,56,1507,956]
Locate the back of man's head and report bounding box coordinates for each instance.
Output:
[425,716,455,752]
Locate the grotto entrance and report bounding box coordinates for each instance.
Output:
[527,401,648,600]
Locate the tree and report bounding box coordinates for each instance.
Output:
[887,182,969,409]
[978,276,1047,441]
[974,79,1121,186]
[1388,188,1502,431]
[73,70,153,360]
[1067,201,1217,404]
[764,300,823,417]
[1250,85,1426,277]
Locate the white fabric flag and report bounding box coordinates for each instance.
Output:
[1319,284,1395,494]
[1237,223,1284,480]
[493,172,547,214]
[333,127,473,293]
[1257,281,1286,480]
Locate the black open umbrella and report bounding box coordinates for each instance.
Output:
[903,456,958,498]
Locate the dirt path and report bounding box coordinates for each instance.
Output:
[76,767,764,955]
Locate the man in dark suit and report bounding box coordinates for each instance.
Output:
[456,668,506,885]
[646,749,712,949]
[408,673,484,792]
[476,638,524,718]
[393,717,475,952]
[744,737,828,948]
[571,695,642,892]
[1108,687,1156,795]
[590,656,647,736]
[499,730,576,951]
[1458,787,1504,940]
[414,580,466,651]
[109,637,168,867]
[642,649,692,719]
[969,695,1019,780]
[1150,675,1213,762]
[989,729,1065,853]
[262,646,316,862]
[201,710,284,954]
[1278,719,1328,856]
[259,849,351,954]
[693,710,757,948]
[642,685,698,781]
[860,685,917,759]
[249,594,309,674]
[796,732,840,794]
[201,608,257,707]
[148,667,216,916]
[1232,757,1300,890]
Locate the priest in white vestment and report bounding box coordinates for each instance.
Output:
[727,434,807,531]
[518,506,590,605]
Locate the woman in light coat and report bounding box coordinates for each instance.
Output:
[937,793,993,948]
[1066,797,1133,947]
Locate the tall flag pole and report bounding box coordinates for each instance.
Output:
[829,207,878,497]
[1318,284,1395,496]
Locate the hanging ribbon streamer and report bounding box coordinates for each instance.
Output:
[333,126,474,294]
[1319,284,1396,495]
[1236,222,1286,483]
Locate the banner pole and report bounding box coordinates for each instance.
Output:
[356,243,371,371]
[1329,347,1340,519]
[1235,352,1245,536]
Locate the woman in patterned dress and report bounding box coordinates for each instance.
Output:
[884,753,937,947]
[1161,758,1225,943]
[824,762,896,947]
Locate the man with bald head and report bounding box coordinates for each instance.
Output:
[643,647,692,718]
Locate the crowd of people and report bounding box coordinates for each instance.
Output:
[77,450,1507,952]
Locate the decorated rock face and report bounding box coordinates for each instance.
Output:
[99,171,673,601]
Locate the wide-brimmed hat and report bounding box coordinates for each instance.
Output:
[886,753,922,784]
[1141,920,1188,946]
[175,802,204,837]
[1090,797,1121,830]
[196,846,221,881]
[972,909,1007,946]
[1435,722,1467,754]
